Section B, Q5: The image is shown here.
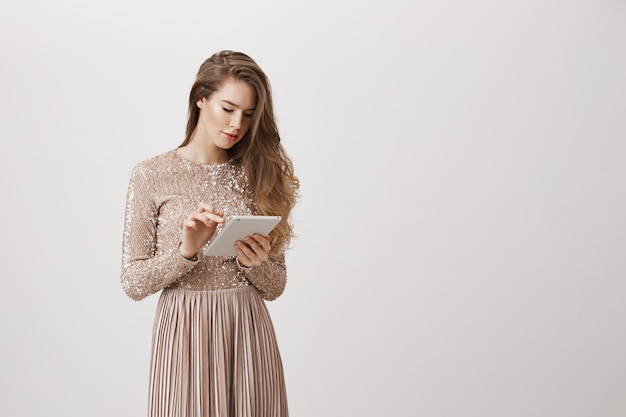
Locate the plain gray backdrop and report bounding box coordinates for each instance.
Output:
[1,0,625,416]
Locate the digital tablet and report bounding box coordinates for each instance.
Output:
[202,215,282,257]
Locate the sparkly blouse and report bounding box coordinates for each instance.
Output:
[120,149,286,302]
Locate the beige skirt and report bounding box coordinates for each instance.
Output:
[148,286,288,417]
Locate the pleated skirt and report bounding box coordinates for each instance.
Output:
[148,286,288,417]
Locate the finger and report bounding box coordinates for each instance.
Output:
[196,204,226,220]
[244,236,264,254]
[235,251,252,268]
[205,212,225,224]
[189,212,223,228]
[235,242,253,261]
[236,239,252,253]
[252,234,271,252]
[242,237,268,265]
[188,213,212,228]
[246,234,270,255]
[197,202,215,213]
[199,210,225,225]
[199,212,219,227]
[236,240,261,263]
[183,218,199,230]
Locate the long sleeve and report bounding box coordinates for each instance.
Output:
[120,164,198,301]
[242,252,287,301]
[120,150,290,300]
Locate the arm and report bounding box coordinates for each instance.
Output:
[235,234,287,301]
[120,164,198,301]
[240,253,287,301]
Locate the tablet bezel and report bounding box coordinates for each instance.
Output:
[202,215,282,257]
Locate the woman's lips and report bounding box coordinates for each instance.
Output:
[222,132,238,142]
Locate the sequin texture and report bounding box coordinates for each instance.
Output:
[121,149,287,301]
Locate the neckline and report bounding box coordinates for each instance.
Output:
[173,149,233,169]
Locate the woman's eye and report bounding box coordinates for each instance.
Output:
[222,107,233,113]
[244,113,253,119]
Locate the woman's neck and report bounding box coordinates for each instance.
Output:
[178,135,229,165]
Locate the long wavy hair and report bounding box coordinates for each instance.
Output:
[179,50,299,255]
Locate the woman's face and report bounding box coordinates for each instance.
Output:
[196,78,257,152]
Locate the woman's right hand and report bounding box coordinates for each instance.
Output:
[179,203,224,259]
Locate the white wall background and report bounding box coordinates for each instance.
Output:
[1,0,625,416]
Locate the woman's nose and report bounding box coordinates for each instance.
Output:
[230,113,242,129]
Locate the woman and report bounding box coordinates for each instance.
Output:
[121,50,299,417]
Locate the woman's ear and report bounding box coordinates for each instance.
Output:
[196,97,205,108]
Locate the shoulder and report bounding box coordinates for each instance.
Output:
[134,149,177,171]
[130,149,178,179]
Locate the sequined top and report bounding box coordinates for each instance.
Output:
[121,149,286,302]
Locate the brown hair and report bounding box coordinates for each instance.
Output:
[179,50,299,255]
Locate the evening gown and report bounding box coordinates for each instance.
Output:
[121,150,289,417]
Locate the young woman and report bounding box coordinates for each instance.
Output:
[121,50,299,417]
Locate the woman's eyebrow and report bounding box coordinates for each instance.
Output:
[221,99,256,112]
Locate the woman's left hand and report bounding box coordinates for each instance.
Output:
[235,234,271,267]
